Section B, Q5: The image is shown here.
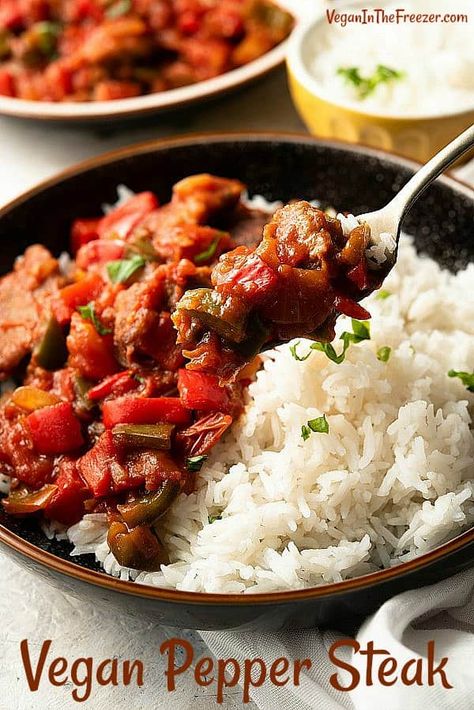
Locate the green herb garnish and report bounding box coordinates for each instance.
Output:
[302,414,329,440]
[186,455,208,472]
[77,303,112,335]
[337,64,405,100]
[290,340,311,361]
[106,0,131,19]
[376,289,392,300]
[107,255,146,284]
[448,370,474,393]
[195,236,222,265]
[208,514,222,524]
[311,319,371,365]
[377,346,392,363]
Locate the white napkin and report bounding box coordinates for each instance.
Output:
[201,568,474,709]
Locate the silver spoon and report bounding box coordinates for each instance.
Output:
[359,123,474,265]
[261,125,474,352]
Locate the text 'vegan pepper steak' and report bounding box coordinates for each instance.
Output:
[0,175,375,571]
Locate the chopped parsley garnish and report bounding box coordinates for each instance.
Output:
[77,303,112,335]
[310,319,371,364]
[302,414,329,440]
[194,236,222,265]
[107,255,146,284]
[106,0,131,18]
[186,455,208,472]
[377,346,392,363]
[448,370,474,393]
[337,64,405,100]
[376,289,392,300]
[208,514,222,524]
[291,320,370,364]
[290,340,311,361]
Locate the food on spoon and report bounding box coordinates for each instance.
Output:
[173,201,381,381]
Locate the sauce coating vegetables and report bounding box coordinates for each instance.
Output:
[173,201,379,381]
[0,0,293,102]
[0,173,376,571]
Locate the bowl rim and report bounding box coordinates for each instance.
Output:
[0,130,473,606]
[286,4,474,122]
[0,0,298,123]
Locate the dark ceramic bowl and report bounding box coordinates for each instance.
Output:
[0,134,473,633]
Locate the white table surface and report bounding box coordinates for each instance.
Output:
[0,67,305,206]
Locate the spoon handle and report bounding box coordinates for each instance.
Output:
[390,123,474,223]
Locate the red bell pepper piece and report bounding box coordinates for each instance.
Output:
[27,402,84,456]
[334,295,371,321]
[177,369,231,412]
[216,252,278,304]
[102,396,190,428]
[76,240,125,269]
[53,273,104,326]
[98,192,158,240]
[71,218,101,254]
[0,1,25,30]
[347,260,370,291]
[87,371,137,401]
[77,431,115,497]
[0,69,15,97]
[44,458,88,526]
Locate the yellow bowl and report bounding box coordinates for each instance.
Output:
[286,13,474,163]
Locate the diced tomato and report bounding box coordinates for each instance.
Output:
[0,69,15,97]
[77,431,182,497]
[177,369,231,412]
[71,219,101,254]
[347,260,370,291]
[53,273,104,325]
[76,240,125,269]
[77,431,115,497]
[126,450,183,491]
[67,313,119,381]
[98,192,158,240]
[215,251,278,303]
[334,295,371,321]
[27,402,84,456]
[177,411,233,457]
[178,10,201,34]
[0,1,25,30]
[87,371,137,401]
[44,62,73,101]
[69,0,104,22]
[102,396,190,428]
[44,458,88,526]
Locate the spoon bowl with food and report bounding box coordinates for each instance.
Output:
[174,125,474,378]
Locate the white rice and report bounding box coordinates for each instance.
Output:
[309,0,474,116]
[66,234,474,593]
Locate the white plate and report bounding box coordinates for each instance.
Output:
[0,0,304,122]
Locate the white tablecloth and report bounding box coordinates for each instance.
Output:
[0,67,473,710]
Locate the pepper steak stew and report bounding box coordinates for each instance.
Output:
[0,0,293,102]
[0,175,377,571]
